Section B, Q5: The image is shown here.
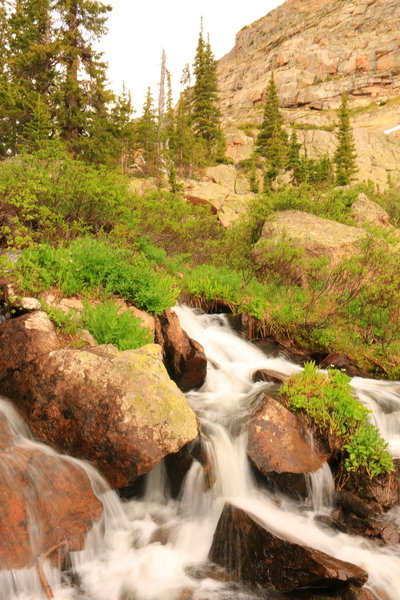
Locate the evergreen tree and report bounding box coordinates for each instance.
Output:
[135,87,158,175]
[54,0,112,148]
[169,65,198,176]
[334,93,357,186]
[287,129,301,184]
[191,25,225,160]
[255,73,288,184]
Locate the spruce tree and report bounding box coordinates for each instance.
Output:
[135,87,158,175]
[255,73,288,184]
[54,0,112,148]
[334,93,357,186]
[287,129,301,184]
[192,25,225,160]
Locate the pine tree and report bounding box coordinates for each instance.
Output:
[192,24,225,160]
[287,129,301,184]
[54,0,112,148]
[255,73,288,184]
[334,93,357,186]
[135,87,158,175]
[169,64,198,176]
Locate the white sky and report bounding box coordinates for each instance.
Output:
[100,0,285,114]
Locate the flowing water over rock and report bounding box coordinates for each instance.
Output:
[2,305,400,600]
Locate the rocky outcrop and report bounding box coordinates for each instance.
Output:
[218,0,400,112]
[253,210,366,269]
[350,193,391,227]
[217,0,400,188]
[209,503,368,593]
[0,313,198,488]
[248,396,328,495]
[156,309,207,392]
[0,409,102,570]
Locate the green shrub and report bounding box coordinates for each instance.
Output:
[81,302,153,350]
[127,191,224,263]
[0,142,130,247]
[280,362,394,478]
[18,238,178,314]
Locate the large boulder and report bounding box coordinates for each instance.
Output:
[0,408,102,570]
[209,503,368,593]
[156,309,207,392]
[0,313,199,488]
[350,193,391,228]
[248,396,328,495]
[0,311,59,373]
[254,210,366,267]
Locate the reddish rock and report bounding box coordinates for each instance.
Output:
[247,396,328,495]
[1,342,198,489]
[156,309,207,392]
[209,503,368,593]
[0,311,58,374]
[252,368,289,384]
[0,414,102,570]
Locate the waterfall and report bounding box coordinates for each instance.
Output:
[2,305,400,599]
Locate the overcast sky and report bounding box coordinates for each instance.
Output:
[100,0,285,113]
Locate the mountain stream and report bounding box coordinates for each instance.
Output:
[2,305,400,600]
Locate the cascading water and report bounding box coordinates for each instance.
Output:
[2,305,400,600]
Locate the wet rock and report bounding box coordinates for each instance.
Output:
[209,503,368,593]
[0,311,59,374]
[1,342,198,488]
[252,368,289,384]
[156,309,207,392]
[247,396,328,496]
[0,412,102,570]
[319,353,364,377]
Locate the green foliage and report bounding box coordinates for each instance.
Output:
[81,301,153,350]
[255,73,288,184]
[181,264,268,320]
[0,143,130,246]
[191,25,225,160]
[127,191,223,262]
[18,238,178,314]
[280,362,394,478]
[334,94,358,186]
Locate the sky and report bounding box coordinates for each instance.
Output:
[100,0,285,113]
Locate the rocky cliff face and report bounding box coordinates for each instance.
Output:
[218,0,400,111]
[217,0,400,188]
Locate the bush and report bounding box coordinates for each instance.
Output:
[280,362,394,478]
[127,191,224,263]
[0,142,131,247]
[18,238,178,314]
[81,302,153,350]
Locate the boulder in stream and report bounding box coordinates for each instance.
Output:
[0,409,102,570]
[247,396,328,496]
[0,319,199,488]
[209,503,368,593]
[156,308,207,392]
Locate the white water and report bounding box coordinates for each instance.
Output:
[2,306,400,600]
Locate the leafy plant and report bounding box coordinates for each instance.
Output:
[280,362,394,478]
[81,302,153,350]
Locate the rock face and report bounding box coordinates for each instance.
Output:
[0,409,102,570]
[217,0,400,188]
[156,309,207,392]
[248,396,328,495]
[350,192,391,227]
[254,210,366,267]
[0,313,199,488]
[209,503,368,593]
[218,0,400,112]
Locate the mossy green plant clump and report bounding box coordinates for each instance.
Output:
[280,362,395,479]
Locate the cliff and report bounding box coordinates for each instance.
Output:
[217,0,400,188]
